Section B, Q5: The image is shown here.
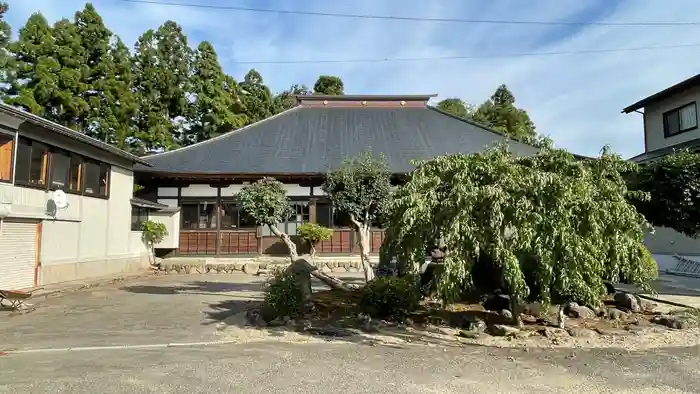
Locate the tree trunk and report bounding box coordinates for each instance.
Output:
[309,242,317,259]
[268,224,298,262]
[510,295,523,328]
[557,305,566,329]
[350,216,375,283]
[289,255,358,291]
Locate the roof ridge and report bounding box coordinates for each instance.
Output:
[143,106,302,160]
[426,105,539,149]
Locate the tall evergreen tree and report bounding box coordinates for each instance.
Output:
[49,18,88,129]
[436,98,474,119]
[239,69,274,125]
[132,21,192,152]
[0,2,12,84]
[74,3,136,144]
[472,85,537,143]
[3,13,59,116]
[186,41,246,144]
[313,75,344,95]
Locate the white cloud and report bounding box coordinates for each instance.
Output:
[6,0,700,157]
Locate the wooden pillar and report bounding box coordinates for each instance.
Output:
[309,198,317,223]
[215,187,221,255]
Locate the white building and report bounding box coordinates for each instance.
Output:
[0,103,177,290]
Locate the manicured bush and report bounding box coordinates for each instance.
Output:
[297,222,333,257]
[261,269,306,321]
[359,276,421,319]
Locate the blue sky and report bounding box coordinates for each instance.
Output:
[6,0,700,158]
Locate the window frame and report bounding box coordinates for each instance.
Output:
[219,200,257,230]
[663,102,698,138]
[0,131,14,184]
[179,200,219,231]
[130,205,149,231]
[13,135,112,199]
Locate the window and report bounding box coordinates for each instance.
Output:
[316,202,351,228]
[664,102,698,137]
[68,154,82,192]
[99,163,110,197]
[220,202,257,229]
[0,133,13,182]
[83,160,101,196]
[49,149,70,189]
[180,201,217,230]
[15,137,48,187]
[131,206,149,231]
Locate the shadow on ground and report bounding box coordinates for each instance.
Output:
[120,280,266,297]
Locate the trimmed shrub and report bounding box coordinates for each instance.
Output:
[359,276,421,319]
[297,222,334,257]
[261,269,306,321]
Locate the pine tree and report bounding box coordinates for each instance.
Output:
[132,21,192,152]
[0,2,12,84]
[3,13,59,116]
[186,41,246,144]
[472,85,537,143]
[239,69,275,125]
[74,3,136,144]
[49,18,89,129]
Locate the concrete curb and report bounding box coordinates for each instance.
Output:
[29,272,156,300]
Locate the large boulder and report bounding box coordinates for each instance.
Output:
[563,302,596,319]
[614,292,642,312]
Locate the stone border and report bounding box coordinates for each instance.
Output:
[157,260,377,276]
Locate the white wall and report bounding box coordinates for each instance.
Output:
[644,84,700,151]
[149,210,180,249]
[1,166,147,272]
[173,183,314,200]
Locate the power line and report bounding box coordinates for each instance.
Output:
[227,43,700,65]
[116,0,700,27]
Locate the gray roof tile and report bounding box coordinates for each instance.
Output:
[137,106,539,174]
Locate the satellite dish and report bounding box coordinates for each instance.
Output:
[52,189,69,210]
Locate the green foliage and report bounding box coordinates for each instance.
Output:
[628,150,700,239]
[0,2,10,81]
[471,85,538,144]
[359,276,421,319]
[132,21,192,152]
[313,75,344,95]
[262,269,306,321]
[298,222,333,254]
[75,4,136,146]
[238,178,292,226]
[273,83,311,113]
[3,13,60,116]
[240,69,275,125]
[380,144,654,306]
[435,98,474,119]
[186,41,247,144]
[637,244,659,283]
[322,151,392,228]
[140,220,168,246]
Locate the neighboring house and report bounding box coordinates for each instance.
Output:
[623,73,700,269]
[0,103,174,290]
[134,94,538,257]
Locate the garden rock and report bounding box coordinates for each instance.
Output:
[487,324,520,337]
[500,309,513,320]
[651,315,698,330]
[606,307,627,320]
[457,330,480,339]
[243,263,259,275]
[333,266,347,273]
[538,327,569,338]
[564,302,596,319]
[245,307,266,327]
[566,327,598,338]
[614,292,641,312]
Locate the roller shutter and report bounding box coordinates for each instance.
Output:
[0,219,38,290]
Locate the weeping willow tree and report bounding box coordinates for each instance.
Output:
[380,143,658,326]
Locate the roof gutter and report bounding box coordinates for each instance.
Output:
[0,103,151,166]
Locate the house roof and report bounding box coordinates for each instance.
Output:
[628,139,700,163]
[0,102,150,166]
[622,73,700,113]
[136,94,540,176]
[130,197,168,210]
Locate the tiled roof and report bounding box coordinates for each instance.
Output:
[137,104,539,175]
